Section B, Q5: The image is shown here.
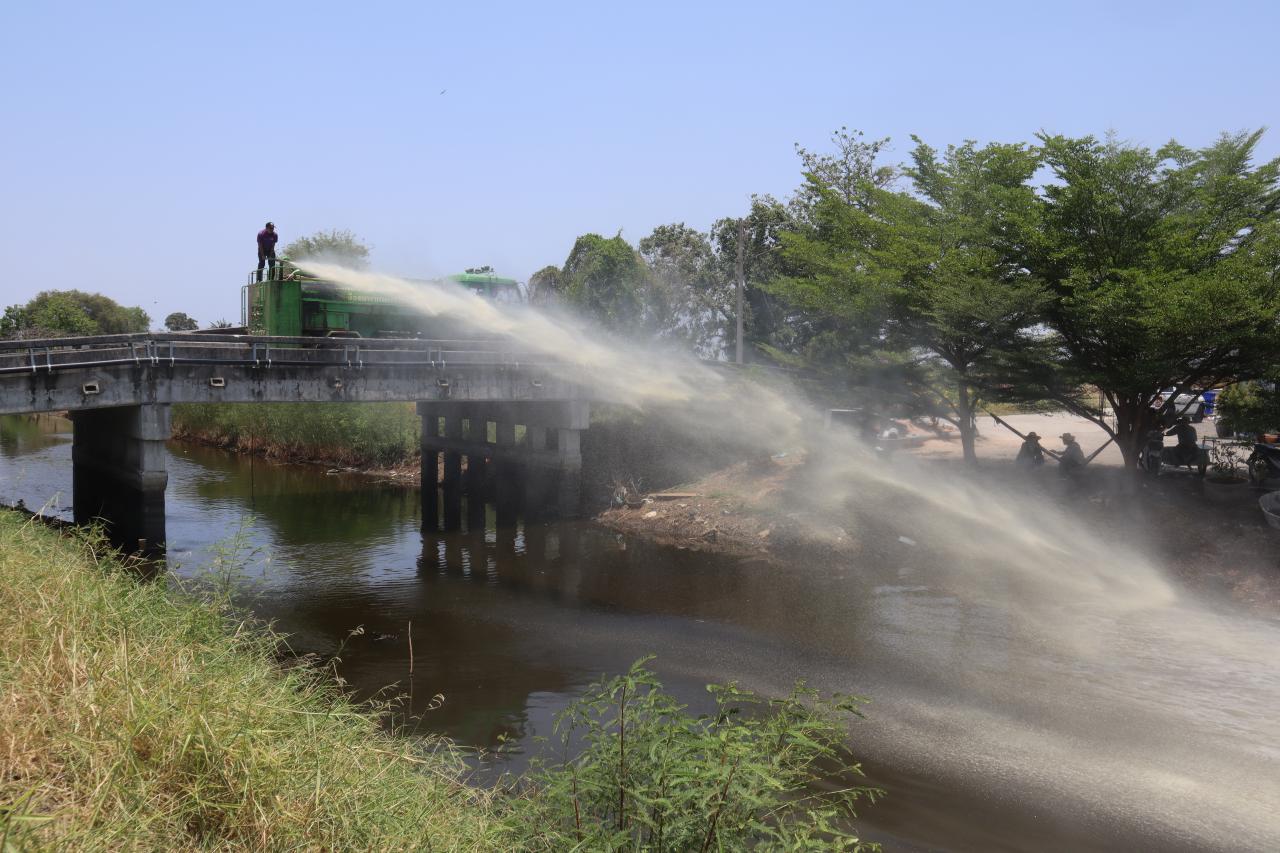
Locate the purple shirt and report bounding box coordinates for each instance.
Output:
[257,228,278,253]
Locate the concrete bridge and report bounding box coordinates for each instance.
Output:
[0,333,593,552]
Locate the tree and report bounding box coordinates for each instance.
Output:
[558,233,648,331]
[775,139,1047,462]
[1022,130,1280,466]
[527,265,564,305]
[1,290,150,339]
[164,312,199,331]
[710,196,807,363]
[283,229,371,268]
[638,222,729,354]
[792,127,896,216]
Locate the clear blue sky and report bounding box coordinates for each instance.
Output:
[2,1,1277,327]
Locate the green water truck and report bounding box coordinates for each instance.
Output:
[241,263,522,338]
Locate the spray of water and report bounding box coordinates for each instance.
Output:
[299,260,1280,848]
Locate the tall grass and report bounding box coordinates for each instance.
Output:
[0,513,508,851]
[171,403,420,468]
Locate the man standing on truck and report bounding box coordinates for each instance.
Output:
[256,221,278,282]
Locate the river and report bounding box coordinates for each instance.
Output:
[2,413,1277,852]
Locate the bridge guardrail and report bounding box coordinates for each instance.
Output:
[0,333,557,376]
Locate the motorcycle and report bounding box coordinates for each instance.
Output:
[1247,442,1280,486]
[1140,429,1209,476]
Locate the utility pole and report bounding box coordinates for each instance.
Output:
[735,218,746,364]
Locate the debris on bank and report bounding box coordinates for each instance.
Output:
[597,454,855,559]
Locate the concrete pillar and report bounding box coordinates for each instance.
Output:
[524,424,547,453]
[496,421,516,449]
[440,449,463,531]
[71,404,170,554]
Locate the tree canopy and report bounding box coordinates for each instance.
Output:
[283,229,371,268]
[1022,130,1280,464]
[164,312,199,332]
[1,290,150,339]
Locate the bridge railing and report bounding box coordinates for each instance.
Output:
[0,333,557,376]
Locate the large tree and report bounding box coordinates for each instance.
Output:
[775,139,1047,462]
[283,229,371,268]
[557,233,649,331]
[1023,130,1280,466]
[637,222,729,354]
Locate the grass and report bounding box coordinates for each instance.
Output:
[0,512,510,851]
[171,403,421,469]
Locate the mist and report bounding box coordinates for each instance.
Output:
[298,259,1280,849]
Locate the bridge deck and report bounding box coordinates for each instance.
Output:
[0,333,582,416]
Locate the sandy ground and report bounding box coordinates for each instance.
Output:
[910,412,1132,465]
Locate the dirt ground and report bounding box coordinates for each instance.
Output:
[598,412,1280,616]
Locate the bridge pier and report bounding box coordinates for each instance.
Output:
[70,404,170,554]
[417,400,587,525]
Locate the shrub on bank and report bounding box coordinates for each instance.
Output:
[171,402,421,468]
[0,513,506,850]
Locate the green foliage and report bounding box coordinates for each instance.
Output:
[283,228,372,268]
[172,402,421,467]
[528,264,565,305]
[510,658,881,851]
[1217,381,1280,436]
[773,135,1047,460]
[0,512,510,850]
[163,311,199,331]
[638,222,730,353]
[711,195,812,360]
[1024,130,1280,463]
[560,233,649,331]
[1,290,150,339]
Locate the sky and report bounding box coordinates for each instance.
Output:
[2,0,1277,327]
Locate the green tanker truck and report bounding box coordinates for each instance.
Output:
[241,262,521,338]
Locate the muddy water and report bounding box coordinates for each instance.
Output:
[2,414,1278,852]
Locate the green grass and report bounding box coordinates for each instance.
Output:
[171,403,421,468]
[0,513,509,851]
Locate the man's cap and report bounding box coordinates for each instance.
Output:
[1061,433,1075,441]
[1026,432,1040,440]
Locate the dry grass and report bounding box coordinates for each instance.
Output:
[0,512,510,851]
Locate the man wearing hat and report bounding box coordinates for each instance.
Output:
[256,221,279,282]
[1164,415,1199,465]
[1016,431,1045,466]
[1058,432,1085,473]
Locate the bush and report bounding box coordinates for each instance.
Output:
[1216,381,1280,436]
[171,402,421,468]
[508,658,881,851]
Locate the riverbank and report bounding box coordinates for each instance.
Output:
[172,402,422,471]
[0,511,509,850]
[600,443,1280,614]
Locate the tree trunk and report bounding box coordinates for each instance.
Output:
[1113,398,1156,469]
[956,380,977,464]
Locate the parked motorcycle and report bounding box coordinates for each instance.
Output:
[1247,442,1280,485]
[1140,429,1209,476]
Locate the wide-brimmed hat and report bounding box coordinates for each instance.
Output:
[1026,432,1040,440]
[1060,433,1075,441]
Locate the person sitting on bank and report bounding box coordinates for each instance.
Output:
[1165,415,1199,465]
[1058,432,1085,473]
[1016,432,1045,466]
[256,221,279,282]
